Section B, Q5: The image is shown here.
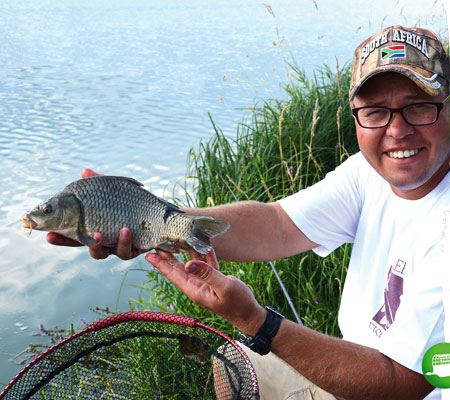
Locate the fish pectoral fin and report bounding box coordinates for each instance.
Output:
[76,227,96,247]
[156,240,179,253]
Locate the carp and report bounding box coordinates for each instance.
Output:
[21,176,229,254]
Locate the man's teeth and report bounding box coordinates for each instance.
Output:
[388,149,419,159]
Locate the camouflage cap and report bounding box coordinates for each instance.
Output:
[349,25,450,101]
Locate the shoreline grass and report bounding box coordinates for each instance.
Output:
[136,61,358,339]
[6,61,359,395]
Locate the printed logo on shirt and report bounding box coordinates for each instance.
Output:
[422,342,450,389]
[369,259,405,338]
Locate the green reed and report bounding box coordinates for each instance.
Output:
[137,61,359,338]
[3,63,358,396]
[3,64,359,400]
[5,308,217,399]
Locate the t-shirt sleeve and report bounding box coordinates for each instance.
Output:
[277,153,366,256]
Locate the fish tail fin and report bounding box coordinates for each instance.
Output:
[186,216,230,254]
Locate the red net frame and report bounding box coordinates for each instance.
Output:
[1,311,259,400]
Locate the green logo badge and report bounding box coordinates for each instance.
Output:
[422,343,450,388]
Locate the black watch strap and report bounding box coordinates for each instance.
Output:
[243,306,284,355]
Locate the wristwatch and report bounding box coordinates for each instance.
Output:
[243,306,284,355]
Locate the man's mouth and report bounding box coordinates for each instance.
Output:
[387,148,420,159]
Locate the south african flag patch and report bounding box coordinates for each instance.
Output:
[381,45,406,60]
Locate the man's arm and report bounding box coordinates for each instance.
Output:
[184,201,319,262]
[146,250,434,400]
[47,168,318,261]
[272,320,433,400]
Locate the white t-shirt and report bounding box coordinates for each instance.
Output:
[278,152,450,399]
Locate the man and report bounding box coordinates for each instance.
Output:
[49,26,450,399]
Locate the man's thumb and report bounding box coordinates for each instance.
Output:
[81,168,102,178]
[185,260,217,282]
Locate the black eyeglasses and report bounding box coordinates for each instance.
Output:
[351,94,450,129]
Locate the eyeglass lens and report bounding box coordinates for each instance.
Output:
[357,103,439,128]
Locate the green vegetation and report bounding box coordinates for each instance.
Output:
[134,62,359,339]
[4,62,359,397]
[3,309,231,399]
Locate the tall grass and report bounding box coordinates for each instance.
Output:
[135,62,359,339]
[7,61,358,397]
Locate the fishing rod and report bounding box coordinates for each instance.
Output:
[215,172,303,326]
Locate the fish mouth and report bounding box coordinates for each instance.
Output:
[21,215,37,236]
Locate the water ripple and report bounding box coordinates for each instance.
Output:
[0,0,445,385]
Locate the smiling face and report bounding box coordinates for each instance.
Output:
[352,72,450,200]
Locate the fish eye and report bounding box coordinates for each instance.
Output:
[42,204,53,214]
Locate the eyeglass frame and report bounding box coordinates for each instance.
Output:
[351,94,450,129]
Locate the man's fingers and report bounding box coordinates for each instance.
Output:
[184,259,226,290]
[146,252,189,287]
[154,250,222,286]
[188,248,203,262]
[205,249,219,271]
[46,232,83,247]
[48,223,141,261]
[81,168,103,178]
[88,232,110,259]
[146,250,261,330]
[156,249,174,260]
[187,248,219,271]
[115,228,133,260]
[146,252,224,309]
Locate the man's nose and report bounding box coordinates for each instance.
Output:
[385,110,415,139]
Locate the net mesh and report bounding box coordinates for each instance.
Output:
[1,312,259,400]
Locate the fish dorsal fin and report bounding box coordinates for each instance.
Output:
[109,176,144,187]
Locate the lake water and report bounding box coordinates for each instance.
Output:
[0,0,446,386]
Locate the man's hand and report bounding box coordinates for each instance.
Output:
[46,168,144,260]
[145,249,266,336]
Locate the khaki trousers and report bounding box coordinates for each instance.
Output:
[236,342,338,400]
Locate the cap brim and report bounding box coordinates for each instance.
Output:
[349,64,446,101]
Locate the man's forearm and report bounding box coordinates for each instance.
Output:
[184,201,318,262]
[267,319,433,400]
[146,232,432,399]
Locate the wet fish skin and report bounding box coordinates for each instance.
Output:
[21,176,230,254]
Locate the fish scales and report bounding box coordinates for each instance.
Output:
[65,177,188,249]
[21,176,230,254]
